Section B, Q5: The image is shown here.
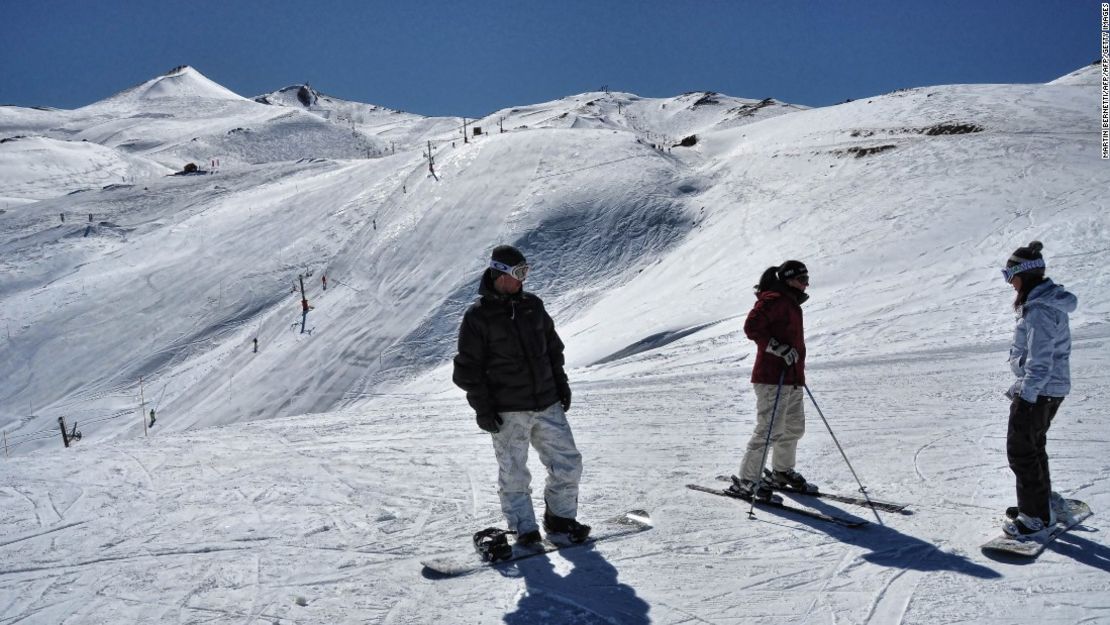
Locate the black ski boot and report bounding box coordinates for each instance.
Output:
[473,528,513,562]
[769,468,818,493]
[543,510,591,544]
[1006,502,1058,525]
[516,529,543,547]
[727,476,781,503]
[1003,512,1050,539]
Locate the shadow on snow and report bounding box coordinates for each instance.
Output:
[764,494,1002,579]
[499,542,650,625]
[1046,527,1110,572]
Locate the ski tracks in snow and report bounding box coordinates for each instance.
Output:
[862,569,921,625]
[7,486,59,528]
[2,343,1107,623]
[0,520,87,549]
[912,421,994,484]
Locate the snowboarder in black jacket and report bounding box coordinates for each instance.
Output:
[453,245,589,545]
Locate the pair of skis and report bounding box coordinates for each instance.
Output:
[747,470,912,514]
[686,473,912,529]
[687,483,866,528]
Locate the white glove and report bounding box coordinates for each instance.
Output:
[766,338,798,366]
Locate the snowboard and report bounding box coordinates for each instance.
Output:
[980,499,1092,558]
[421,509,652,578]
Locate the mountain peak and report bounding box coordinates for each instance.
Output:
[139,65,244,101]
[255,84,321,108]
[87,65,246,108]
[162,65,195,77]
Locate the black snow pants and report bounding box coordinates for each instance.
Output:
[1006,395,1063,523]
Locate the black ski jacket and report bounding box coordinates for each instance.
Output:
[452,270,569,416]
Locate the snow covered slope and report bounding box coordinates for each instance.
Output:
[1,64,1108,625]
[0,63,1106,450]
[2,340,1108,624]
[559,68,1110,371]
[0,135,171,202]
[254,84,457,153]
[1,66,805,450]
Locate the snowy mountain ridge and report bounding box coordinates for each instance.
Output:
[0,63,1106,449]
[0,65,821,448]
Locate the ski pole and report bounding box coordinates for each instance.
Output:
[803,384,884,526]
[749,370,786,519]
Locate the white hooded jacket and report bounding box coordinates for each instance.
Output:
[1009,279,1078,403]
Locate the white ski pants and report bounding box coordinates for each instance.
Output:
[491,401,583,534]
[739,383,806,482]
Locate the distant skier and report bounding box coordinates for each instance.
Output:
[149,409,156,428]
[1001,241,1077,538]
[253,337,258,353]
[728,261,814,501]
[322,274,327,291]
[453,245,588,546]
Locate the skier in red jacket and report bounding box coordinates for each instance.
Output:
[728,260,815,501]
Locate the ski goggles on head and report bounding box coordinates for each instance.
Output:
[1001,259,1044,283]
[780,270,808,285]
[490,259,530,281]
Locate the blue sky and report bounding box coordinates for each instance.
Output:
[0,1,1099,116]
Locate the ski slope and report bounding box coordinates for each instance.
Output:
[1,63,1109,624]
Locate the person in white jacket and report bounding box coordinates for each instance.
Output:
[1001,241,1078,538]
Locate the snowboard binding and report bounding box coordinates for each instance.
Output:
[472,527,513,562]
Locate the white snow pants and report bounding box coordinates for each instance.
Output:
[491,401,583,534]
[739,383,806,482]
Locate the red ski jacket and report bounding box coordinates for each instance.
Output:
[744,288,806,386]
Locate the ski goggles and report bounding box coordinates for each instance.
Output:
[490,259,530,281]
[1001,259,1044,283]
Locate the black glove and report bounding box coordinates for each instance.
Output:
[765,338,798,366]
[476,412,503,433]
[560,387,572,412]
